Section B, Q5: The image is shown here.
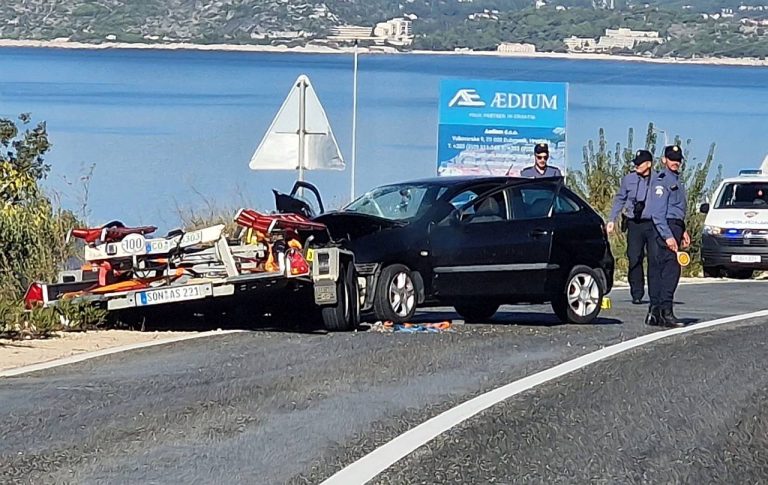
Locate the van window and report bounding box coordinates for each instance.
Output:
[716,182,768,209]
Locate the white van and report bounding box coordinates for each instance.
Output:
[700,168,768,278]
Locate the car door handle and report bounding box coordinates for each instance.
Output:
[530,229,549,237]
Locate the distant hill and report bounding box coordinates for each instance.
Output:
[2,0,767,59]
[0,0,525,45]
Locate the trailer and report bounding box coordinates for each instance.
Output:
[24,189,360,332]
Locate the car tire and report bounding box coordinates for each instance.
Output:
[321,262,360,331]
[454,302,500,323]
[703,266,720,278]
[726,268,754,280]
[373,264,417,323]
[551,265,604,324]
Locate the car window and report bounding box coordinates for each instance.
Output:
[716,182,768,209]
[465,190,508,223]
[554,192,581,214]
[449,190,479,212]
[344,183,433,221]
[508,185,557,220]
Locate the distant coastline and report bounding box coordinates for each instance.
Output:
[1,38,767,68]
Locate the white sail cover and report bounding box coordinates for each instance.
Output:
[249,75,345,171]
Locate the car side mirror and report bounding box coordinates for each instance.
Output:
[699,203,710,214]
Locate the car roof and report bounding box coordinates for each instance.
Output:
[376,176,560,190]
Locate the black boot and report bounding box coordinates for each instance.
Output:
[645,306,662,326]
[661,308,684,328]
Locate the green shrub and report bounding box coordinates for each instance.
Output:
[570,122,722,278]
[0,114,80,335]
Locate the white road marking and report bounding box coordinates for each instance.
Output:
[322,309,768,485]
[0,330,246,378]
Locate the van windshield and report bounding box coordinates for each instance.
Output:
[716,182,768,209]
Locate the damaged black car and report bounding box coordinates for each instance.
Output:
[278,177,614,325]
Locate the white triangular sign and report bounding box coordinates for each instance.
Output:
[249,74,345,172]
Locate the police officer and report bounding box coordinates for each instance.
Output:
[607,149,655,305]
[519,143,562,178]
[646,145,691,327]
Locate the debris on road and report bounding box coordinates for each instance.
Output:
[368,321,454,333]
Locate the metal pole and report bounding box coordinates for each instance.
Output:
[298,77,306,183]
[351,40,359,202]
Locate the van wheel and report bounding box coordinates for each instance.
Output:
[552,265,604,324]
[454,302,499,323]
[321,263,359,331]
[374,264,416,323]
[726,269,754,280]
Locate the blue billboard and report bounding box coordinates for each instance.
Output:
[437,79,568,177]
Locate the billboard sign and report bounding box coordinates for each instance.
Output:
[437,79,568,177]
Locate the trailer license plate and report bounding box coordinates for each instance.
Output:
[731,255,761,263]
[136,284,211,307]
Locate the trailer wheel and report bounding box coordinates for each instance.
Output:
[321,262,359,331]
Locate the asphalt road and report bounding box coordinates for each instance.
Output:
[1,281,767,484]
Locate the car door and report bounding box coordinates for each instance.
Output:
[428,186,517,298]
[502,182,557,297]
[428,181,558,299]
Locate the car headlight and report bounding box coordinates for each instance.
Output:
[703,225,723,235]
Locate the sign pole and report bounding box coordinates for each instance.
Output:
[298,77,306,183]
[351,40,359,202]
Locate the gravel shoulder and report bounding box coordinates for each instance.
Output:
[0,330,199,373]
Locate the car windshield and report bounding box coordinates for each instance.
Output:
[344,184,434,221]
[716,182,768,209]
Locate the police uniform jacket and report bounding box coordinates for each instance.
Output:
[647,168,687,240]
[520,165,562,178]
[608,170,655,222]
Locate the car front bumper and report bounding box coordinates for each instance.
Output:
[701,233,768,269]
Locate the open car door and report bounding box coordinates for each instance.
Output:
[273,181,325,218]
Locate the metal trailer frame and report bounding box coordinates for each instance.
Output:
[32,237,359,331]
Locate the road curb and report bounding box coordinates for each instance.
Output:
[0,329,246,378]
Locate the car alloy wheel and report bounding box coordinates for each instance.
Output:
[566,272,600,318]
[388,271,415,318]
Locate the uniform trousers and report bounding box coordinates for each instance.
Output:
[648,218,685,310]
[626,219,653,301]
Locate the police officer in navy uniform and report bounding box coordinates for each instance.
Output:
[519,143,562,178]
[607,149,655,304]
[646,145,691,327]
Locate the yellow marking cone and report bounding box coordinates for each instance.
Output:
[601,296,612,309]
[677,251,691,267]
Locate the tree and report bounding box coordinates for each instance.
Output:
[0,115,77,300]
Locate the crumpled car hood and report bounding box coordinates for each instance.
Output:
[313,212,405,241]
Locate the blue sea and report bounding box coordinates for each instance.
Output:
[1,47,767,229]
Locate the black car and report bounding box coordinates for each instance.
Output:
[283,176,614,325]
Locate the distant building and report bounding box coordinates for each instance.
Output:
[564,36,598,52]
[564,28,664,53]
[373,18,414,46]
[497,42,536,54]
[468,9,500,20]
[327,26,374,43]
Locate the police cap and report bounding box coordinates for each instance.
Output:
[664,145,684,161]
[533,143,549,155]
[632,149,653,166]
